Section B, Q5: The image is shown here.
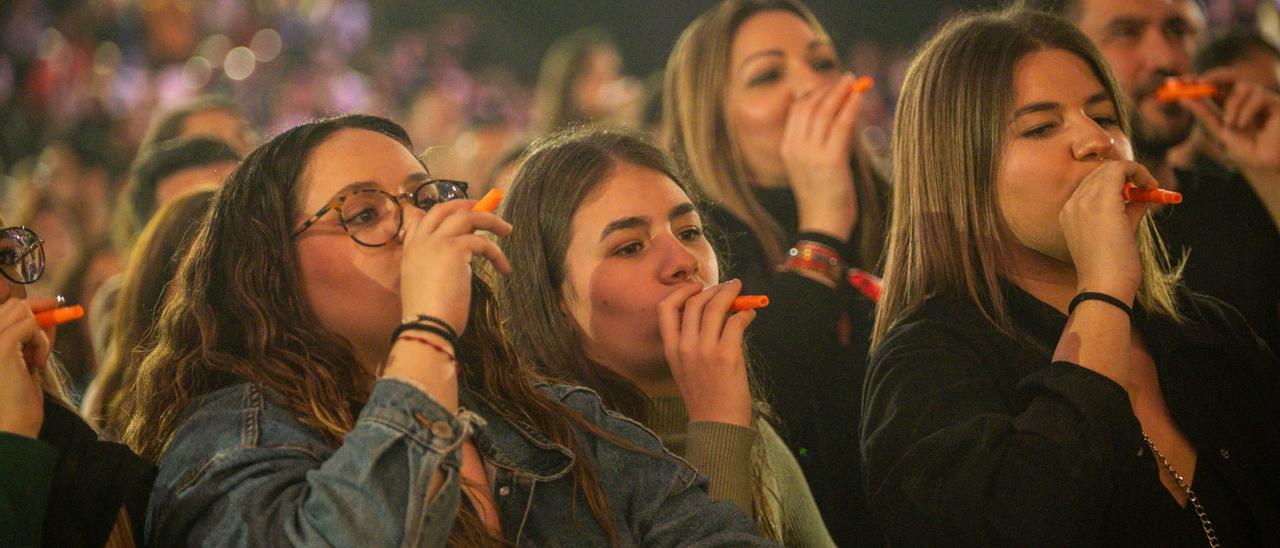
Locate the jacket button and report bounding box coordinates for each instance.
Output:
[498,486,511,496]
[1219,448,1230,460]
[431,421,454,440]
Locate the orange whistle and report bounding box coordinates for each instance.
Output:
[852,75,874,93]
[730,295,770,312]
[35,305,85,328]
[1155,79,1216,102]
[472,188,504,214]
[1123,183,1182,204]
[848,269,883,303]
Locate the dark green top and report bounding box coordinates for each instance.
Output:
[0,431,58,546]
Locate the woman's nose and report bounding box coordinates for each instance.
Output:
[659,236,701,284]
[1072,122,1116,162]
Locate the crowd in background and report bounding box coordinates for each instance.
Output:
[1,0,1279,545]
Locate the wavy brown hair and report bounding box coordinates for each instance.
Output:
[663,0,888,268]
[121,115,621,546]
[84,187,215,437]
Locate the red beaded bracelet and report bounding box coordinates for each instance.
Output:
[780,240,848,285]
[396,334,457,364]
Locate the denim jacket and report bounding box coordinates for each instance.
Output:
[147,378,775,546]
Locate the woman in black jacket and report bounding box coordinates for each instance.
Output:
[663,2,888,542]
[862,9,1280,546]
[0,221,154,547]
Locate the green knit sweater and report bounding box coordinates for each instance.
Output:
[644,396,835,547]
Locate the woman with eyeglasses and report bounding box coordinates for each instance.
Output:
[119,114,773,546]
[0,222,156,547]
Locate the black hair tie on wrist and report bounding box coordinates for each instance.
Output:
[392,322,461,352]
[1068,291,1134,320]
[407,314,460,343]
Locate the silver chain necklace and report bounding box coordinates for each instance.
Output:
[1143,433,1220,548]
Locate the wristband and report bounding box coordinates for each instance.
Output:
[1067,291,1133,320]
[400,314,460,343]
[395,334,457,364]
[780,240,848,285]
[392,322,461,351]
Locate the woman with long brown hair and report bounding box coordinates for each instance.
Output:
[497,127,833,546]
[663,1,887,542]
[863,9,1280,544]
[121,114,770,546]
[81,187,216,437]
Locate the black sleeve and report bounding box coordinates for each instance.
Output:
[712,210,870,420]
[860,317,1145,545]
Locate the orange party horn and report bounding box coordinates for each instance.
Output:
[852,75,875,93]
[472,188,505,213]
[730,295,770,312]
[35,305,85,328]
[1155,79,1216,102]
[1123,182,1182,204]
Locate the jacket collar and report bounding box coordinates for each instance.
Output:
[460,390,575,482]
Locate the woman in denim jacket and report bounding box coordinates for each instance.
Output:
[119,114,773,546]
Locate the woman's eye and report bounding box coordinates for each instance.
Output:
[0,249,17,265]
[344,207,382,226]
[1093,116,1120,127]
[612,242,643,257]
[678,227,704,241]
[812,58,838,72]
[1021,123,1055,138]
[749,70,781,86]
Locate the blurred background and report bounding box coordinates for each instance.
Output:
[0,0,1275,390]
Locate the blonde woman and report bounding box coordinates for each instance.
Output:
[663,1,887,543]
[863,9,1280,545]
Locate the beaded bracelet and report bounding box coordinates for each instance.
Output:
[779,240,848,285]
[396,334,457,364]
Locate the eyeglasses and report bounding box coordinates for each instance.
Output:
[0,226,45,284]
[293,179,469,247]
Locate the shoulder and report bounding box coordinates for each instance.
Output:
[538,383,670,451]
[157,383,330,485]
[1166,287,1276,359]
[874,295,1004,362]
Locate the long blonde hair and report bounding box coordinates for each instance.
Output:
[872,9,1183,349]
[663,0,887,268]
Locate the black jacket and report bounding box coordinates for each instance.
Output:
[706,187,878,546]
[862,283,1280,546]
[38,401,155,547]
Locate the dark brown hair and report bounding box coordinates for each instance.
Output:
[122,114,619,546]
[497,126,780,540]
[89,187,215,437]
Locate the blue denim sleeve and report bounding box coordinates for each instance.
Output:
[553,386,779,546]
[149,379,468,547]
